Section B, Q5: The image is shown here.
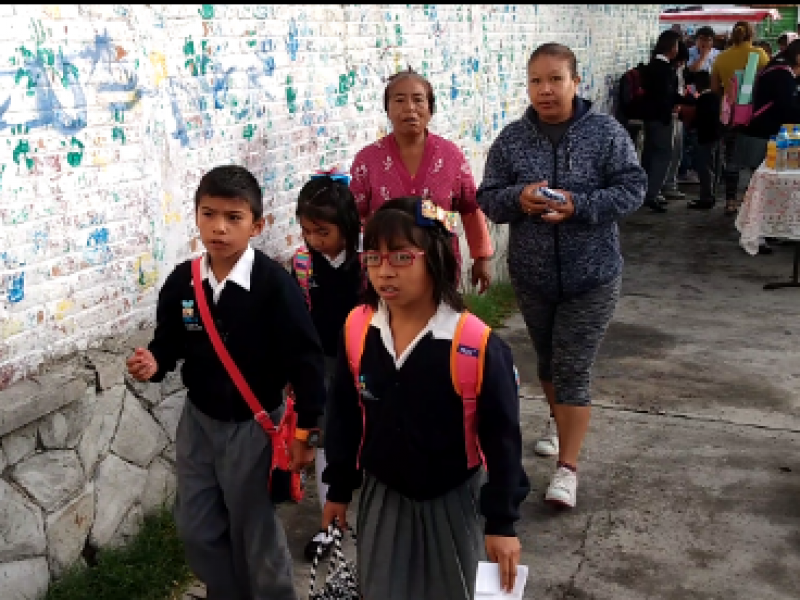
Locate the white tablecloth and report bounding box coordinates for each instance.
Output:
[736,165,800,255]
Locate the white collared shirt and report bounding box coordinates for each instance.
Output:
[324,249,347,269]
[201,245,255,304]
[371,301,462,368]
[655,54,670,63]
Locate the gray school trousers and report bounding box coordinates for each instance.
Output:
[175,400,297,600]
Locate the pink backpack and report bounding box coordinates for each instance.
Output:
[344,305,491,469]
[721,65,794,126]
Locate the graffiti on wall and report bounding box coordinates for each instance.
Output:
[0,4,661,387]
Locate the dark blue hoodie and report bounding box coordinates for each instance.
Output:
[477,98,646,299]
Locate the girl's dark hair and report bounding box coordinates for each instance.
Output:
[652,30,681,60]
[528,42,578,77]
[383,68,436,114]
[730,21,754,46]
[361,197,464,312]
[296,176,361,257]
[195,165,263,219]
[674,40,689,65]
[769,39,800,69]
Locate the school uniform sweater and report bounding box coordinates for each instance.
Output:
[323,303,530,537]
[695,90,723,145]
[291,246,363,359]
[641,56,688,125]
[147,247,326,429]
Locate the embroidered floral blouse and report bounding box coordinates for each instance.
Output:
[349,132,493,262]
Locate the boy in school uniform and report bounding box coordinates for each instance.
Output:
[127,165,326,600]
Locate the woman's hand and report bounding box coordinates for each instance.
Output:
[519,181,550,215]
[322,501,349,531]
[471,258,492,294]
[485,535,521,593]
[540,190,576,224]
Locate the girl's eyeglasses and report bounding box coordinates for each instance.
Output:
[360,251,425,268]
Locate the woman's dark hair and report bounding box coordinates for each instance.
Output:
[296,176,361,257]
[777,33,790,47]
[195,165,262,220]
[755,40,773,56]
[769,39,800,69]
[383,68,436,114]
[730,21,754,46]
[652,30,681,60]
[528,42,578,77]
[361,197,464,312]
[673,40,689,65]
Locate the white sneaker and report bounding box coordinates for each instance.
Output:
[545,466,577,508]
[533,417,559,457]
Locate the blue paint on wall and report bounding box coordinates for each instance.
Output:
[8,272,24,304]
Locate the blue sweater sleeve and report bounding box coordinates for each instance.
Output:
[477,333,531,536]
[569,120,647,225]
[477,132,528,225]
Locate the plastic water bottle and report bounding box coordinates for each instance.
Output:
[776,127,789,171]
[792,126,800,170]
[766,136,777,170]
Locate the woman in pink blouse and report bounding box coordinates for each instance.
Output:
[349,69,494,291]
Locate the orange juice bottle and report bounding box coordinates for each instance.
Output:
[766,136,777,169]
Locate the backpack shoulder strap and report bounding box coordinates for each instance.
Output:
[344,305,374,469]
[293,246,312,308]
[451,311,492,468]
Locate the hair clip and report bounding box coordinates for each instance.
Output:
[310,168,351,186]
[416,199,457,234]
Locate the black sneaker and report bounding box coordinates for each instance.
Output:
[304,529,333,561]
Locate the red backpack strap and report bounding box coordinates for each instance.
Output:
[451,312,491,469]
[344,305,374,469]
[293,247,312,309]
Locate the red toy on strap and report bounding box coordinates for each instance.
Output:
[191,257,304,502]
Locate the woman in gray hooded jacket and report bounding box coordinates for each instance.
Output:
[477,43,646,509]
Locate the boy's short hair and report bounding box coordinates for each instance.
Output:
[696,26,715,40]
[194,165,263,220]
[693,70,711,92]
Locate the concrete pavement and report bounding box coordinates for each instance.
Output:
[255,192,800,599]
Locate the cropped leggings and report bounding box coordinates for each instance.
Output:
[515,277,621,407]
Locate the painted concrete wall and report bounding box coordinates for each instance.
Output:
[0,4,661,389]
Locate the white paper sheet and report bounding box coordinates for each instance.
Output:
[474,561,529,599]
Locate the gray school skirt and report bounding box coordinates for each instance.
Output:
[356,470,486,600]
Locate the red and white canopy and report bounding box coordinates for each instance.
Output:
[660,7,781,26]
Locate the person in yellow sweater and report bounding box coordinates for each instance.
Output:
[711,21,770,216]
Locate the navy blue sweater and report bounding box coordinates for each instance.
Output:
[291,247,363,359]
[323,308,530,537]
[147,250,326,429]
[477,99,646,299]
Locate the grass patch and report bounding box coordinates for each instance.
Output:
[45,506,192,600]
[464,282,518,328]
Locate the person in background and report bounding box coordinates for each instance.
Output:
[680,26,720,184]
[291,174,364,561]
[640,30,693,212]
[663,41,692,201]
[477,42,646,509]
[349,69,494,293]
[754,40,773,57]
[686,71,723,210]
[735,39,800,253]
[776,32,797,56]
[711,21,770,216]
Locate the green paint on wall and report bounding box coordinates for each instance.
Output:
[67,137,84,167]
[112,126,126,144]
[183,37,195,57]
[12,140,34,170]
[199,5,214,19]
[243,124,256,139]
